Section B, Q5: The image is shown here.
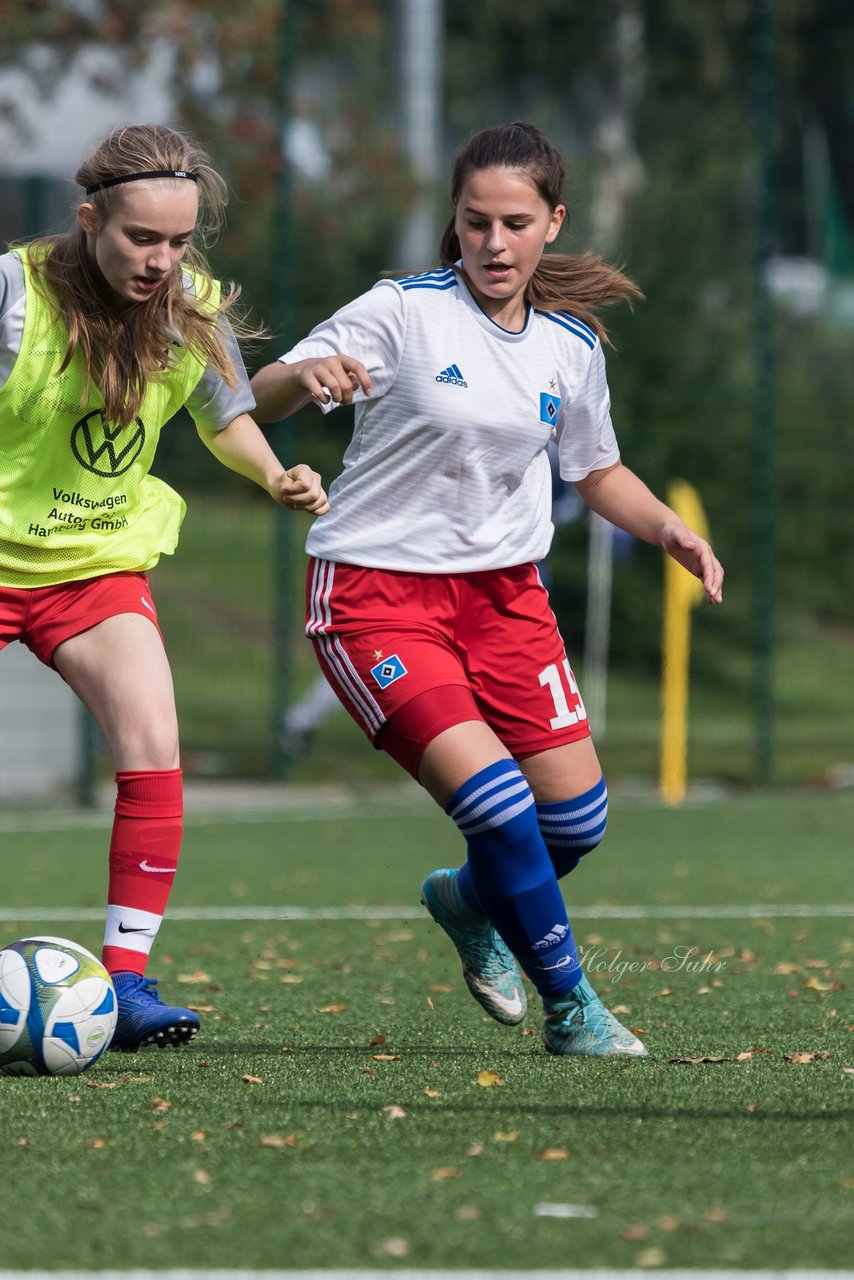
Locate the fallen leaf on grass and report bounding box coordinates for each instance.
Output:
[703,1206,729,1222]
[656,1215,680,1231]
[424,1088,442,1098]
[180,1207,232,1230]
[621,1224,649,1241]
[382,1104,407,1119]
[83,1136,108,1149]
[177,970,211,984]
[242,1074,264,1085]
[317,1003,346,1013]
[476,1069,503,1087]
[430,1167,462,1181]
[493,1130,519,1143]
[784,1051,830,1064]
[466,1143,485,1157]
[455,1205,481,1221]
[430,984,453,992]
[86,1079,118,1089]
[636,1246,667,1267]
[668,1056,728,1065]
[371,1054,400,1062]
[191,1130,207,1142]
[260,1133,302,1149]
[151,1097,172,1111]
[370,1034,385,1046]
[192,1168,211,1187]
[535,1147,571,1161]
[371,1237,410,1258]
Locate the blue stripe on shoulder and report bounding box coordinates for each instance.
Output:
[537,310,597,349]
[399,268,457,291]
[402,278,458,292]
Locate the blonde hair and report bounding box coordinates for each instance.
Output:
[439,122,642,343]
[24,123,259,428]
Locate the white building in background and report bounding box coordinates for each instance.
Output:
[0,644,80,801]
[0,44,174,177]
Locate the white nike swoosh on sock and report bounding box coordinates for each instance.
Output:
[139,860,173,873]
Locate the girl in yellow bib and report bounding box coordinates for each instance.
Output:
[0,123,328,1050]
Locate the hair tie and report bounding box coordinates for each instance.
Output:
[85,169,199,195]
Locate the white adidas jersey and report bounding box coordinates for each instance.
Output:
[282,266,620,573]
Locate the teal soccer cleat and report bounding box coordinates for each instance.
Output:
[542,974,648,1056]
[420,869,527,1025]
[110,972,201,1051]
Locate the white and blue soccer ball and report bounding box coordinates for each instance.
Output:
[0,936,117,1076]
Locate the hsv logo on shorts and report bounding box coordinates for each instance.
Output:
[370,654,408,689]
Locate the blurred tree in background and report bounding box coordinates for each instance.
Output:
[1,0,851,780]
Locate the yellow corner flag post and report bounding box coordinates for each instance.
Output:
[660,480,709,805]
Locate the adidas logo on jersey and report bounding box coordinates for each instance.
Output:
[435,363,468,388]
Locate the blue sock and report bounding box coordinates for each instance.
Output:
[536,774,609,879]
[446,759,581,997]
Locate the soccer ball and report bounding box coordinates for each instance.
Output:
[0,936,117,1076]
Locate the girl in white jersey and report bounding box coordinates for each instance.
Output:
[252,122,723,1057]
[0,123,328,1053]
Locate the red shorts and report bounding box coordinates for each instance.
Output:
[0,572,162,666]
[305,558,590,771]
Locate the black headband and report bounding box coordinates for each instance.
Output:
[85,169,199,195]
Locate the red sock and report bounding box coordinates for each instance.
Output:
[101,769,183,977]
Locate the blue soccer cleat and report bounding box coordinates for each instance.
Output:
[420,868,527,1025]
[542,974,648,1056]
[110,972,200,1051]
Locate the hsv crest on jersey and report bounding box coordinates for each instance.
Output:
[370,653,408,689]
[539,392,561,426]
[435,364,469,388]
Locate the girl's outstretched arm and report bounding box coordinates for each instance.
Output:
[575,461,723,604]
[197,414,329,514]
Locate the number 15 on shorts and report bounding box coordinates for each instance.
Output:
[539,658,587,729]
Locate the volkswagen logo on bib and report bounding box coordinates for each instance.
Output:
[71,410,145,477]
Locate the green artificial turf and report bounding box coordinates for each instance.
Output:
[0,790,851,1271]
